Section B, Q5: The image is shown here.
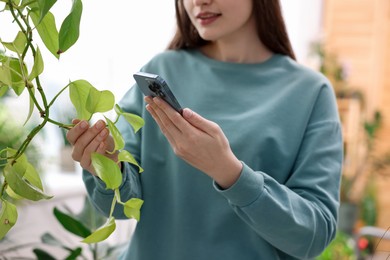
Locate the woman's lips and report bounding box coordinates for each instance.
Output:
[196,12,221,26]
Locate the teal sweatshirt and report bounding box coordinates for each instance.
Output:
[83,50,343,260]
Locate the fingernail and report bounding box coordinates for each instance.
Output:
[100,128,108,137]
[80,121,88,129]
[95,120,104,130]
[183,108,193,118]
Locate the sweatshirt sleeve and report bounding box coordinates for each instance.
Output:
[82,86,144,219]
[214,83,343,259]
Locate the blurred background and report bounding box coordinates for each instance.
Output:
[0,0,389,259]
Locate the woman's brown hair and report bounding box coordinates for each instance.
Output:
[167,0,296,60]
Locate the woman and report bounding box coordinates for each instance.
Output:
[67,0,343,259]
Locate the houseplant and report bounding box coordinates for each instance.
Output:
[0,0,144,243]
[0,196,127,259]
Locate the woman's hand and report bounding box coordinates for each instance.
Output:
[66,119,118,175]
[145,96,242,189]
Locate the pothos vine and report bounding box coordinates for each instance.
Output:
[0,0,144,243]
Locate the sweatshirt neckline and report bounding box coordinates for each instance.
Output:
[188,49,283,70]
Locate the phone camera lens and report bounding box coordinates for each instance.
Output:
[157,91,165,98]
[149,83,160,93]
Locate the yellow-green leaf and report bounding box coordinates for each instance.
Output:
[81,217,116,244]
[118,150,143,173]
[58,0,82,54]
[5,186,24,200]
[3,163,53,201]
[0,85,8,97]
[0,199,18,240]
[8,58,27,96]
[38,0,57,23]
[91,153,122,190]
[30,10,59,59]
[69,80,92,120]
[105,116,124,152]
[6,148,28,176]
[115,105,144,133]
[0,66,12,86]
[2,31,27,54]
[123,198,143,221]
[23,87,35,126]
[28,47,44,81]
[86,88,115,114]
[24,163,43,190]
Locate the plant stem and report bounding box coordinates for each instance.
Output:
[12,121,47,163]
[0,181,8,198]
[93,243,98,260]
[46,118,74,130]
[10,2,49,112]
[114,189,122,204]
[109,196,117,219]
[6,1,58,164]
[47,82,71,109]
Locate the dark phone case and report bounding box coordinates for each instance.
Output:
[133,72,183,114]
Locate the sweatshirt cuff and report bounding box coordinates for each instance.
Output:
[213,162,265,207]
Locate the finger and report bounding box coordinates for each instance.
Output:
[79,128,109,169]
[146,104,178,148]
[153,97,189,132]
[66,120,89,146]
[145,97,182,136]
[72,119,81,125]
[182,108,220,136]
[71,120,107,160]
[97,141,119,163]
[103,135,116,154]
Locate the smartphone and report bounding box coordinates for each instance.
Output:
[133,72,183,114]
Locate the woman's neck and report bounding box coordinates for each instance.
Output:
[200,38,273,64]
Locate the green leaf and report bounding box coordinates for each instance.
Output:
[82,217,116,244]
[118,150,143,173]
[38,0,57,23]
[6,59,26,96]
[41,232,64,247]
[28,46,44,81]
[23,87,35,126]
[53,207,92,238]
[0,85,8,97]
[3,163,53,201]
[86,88,115,114]
[40,232,80,253]
[69,79,92,120]
[24,163,44,190]
[0,65,12,86]
[5,186,24,200]
[58,0,82,54]
[7,57,27,96]
[33,248,56,260]
[6,148,28,176]
[115,104,144,133]
[0,199,18,240]
[2,31,27,54]
[91,153,122,190]
[105,116,124,152]
[65,247,82,260]
[123,198,143,221]
[30,10,59,59]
